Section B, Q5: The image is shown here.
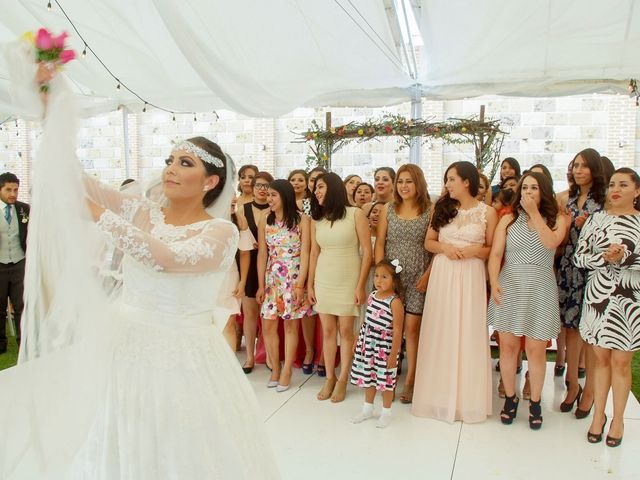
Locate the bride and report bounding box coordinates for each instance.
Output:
[0,45,280,479]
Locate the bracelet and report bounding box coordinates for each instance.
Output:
[294,285,305,289]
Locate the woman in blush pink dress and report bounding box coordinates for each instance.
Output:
[412,161,498,423]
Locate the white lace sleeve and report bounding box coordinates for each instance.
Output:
[84,174,141,214]
[96,210,239,273]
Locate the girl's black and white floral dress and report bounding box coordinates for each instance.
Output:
[350,291,399,392]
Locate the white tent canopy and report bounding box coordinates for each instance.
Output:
[1,0,639,119]
[418,0,640,99]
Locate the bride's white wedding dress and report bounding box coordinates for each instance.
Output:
[0,41,279,479]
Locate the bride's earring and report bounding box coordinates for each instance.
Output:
[203,186,210,192]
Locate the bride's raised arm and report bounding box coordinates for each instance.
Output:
[95,207,239,274]
[83,174,145,216]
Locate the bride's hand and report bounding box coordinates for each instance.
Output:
[36,62,57,109]
[36,62,55,86]
[86,198,105,222]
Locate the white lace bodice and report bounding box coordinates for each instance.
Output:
[94,192,239,316]
[438,201,488,248]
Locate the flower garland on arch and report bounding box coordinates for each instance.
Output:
[295,113,507,181]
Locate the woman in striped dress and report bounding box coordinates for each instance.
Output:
[488,172,566,429]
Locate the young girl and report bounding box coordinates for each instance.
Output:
[350,259,405,428]
[256,180,311,392]
[492,188,515,218]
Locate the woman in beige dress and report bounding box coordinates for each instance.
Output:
[308,172,372,403]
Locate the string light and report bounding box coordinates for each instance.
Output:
[48,0,198,119]
[142,102,147,113]
[193,114,197,122]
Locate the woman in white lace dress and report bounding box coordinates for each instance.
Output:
[0,55,279,479]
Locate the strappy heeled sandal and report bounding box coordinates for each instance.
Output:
[500,394,519,425]
[529,400,543,430]
[399,384,414,404]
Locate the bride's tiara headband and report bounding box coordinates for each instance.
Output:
[173,141,224,168]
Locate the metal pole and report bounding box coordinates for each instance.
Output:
[122,108,131,179]
[409,83,422,165]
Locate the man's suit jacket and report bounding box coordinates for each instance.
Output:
[9,201,30,254]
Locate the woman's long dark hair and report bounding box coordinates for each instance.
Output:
[528,164,553,185]
[310,172,348,224]
[287,169,311,199]
[267,179,300,230]
[500,157,521,181]
[508,172,559,230]
[568,148,606,205]
[600,156,615,184]
[431,161,479,232]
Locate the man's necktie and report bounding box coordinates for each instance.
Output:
[4,204,11,224]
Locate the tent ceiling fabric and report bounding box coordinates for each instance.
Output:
[1,0,639,119]
[0,0,413,117]
[418,0,640,98]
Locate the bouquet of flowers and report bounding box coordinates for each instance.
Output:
[22,28,76,92]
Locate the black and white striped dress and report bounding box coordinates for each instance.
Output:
[574,212,640,351]
[488,214,560,340]
[350,291,399,392]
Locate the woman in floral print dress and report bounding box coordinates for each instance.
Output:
[257,180,311,392]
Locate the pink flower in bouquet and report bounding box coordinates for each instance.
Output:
[60,49,76,64]
[35,28,53,50]
[52,32,69,49]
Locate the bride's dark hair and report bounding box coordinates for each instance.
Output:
[187,136,227,208]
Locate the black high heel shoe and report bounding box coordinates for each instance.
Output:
[560,384,582,413]
[242,362,254,374]
[587,414,607,443]
[575,399,593,419]
[529,400,543,430]
[606,421,624,447]
[500,394,519,425]
[301,350,314,375]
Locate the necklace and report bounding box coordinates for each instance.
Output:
[252,201,270,210]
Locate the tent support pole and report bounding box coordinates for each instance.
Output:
[409,84,422,165]
[122,108,131,179]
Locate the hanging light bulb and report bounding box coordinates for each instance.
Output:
[142,102,147,113]
[47,1,52,10]
[172,113,176,121]
[116,81,121,90]
[193,113,197,122]
[82,44,87,58]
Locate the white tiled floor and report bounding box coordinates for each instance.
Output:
[238,353,640,480]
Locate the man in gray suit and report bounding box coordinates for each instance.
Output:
[0,172,29,354]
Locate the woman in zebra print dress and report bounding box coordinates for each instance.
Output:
[574,168,640,447]
[488,172,566,429]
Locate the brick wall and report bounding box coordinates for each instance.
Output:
[1,93,638,201]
